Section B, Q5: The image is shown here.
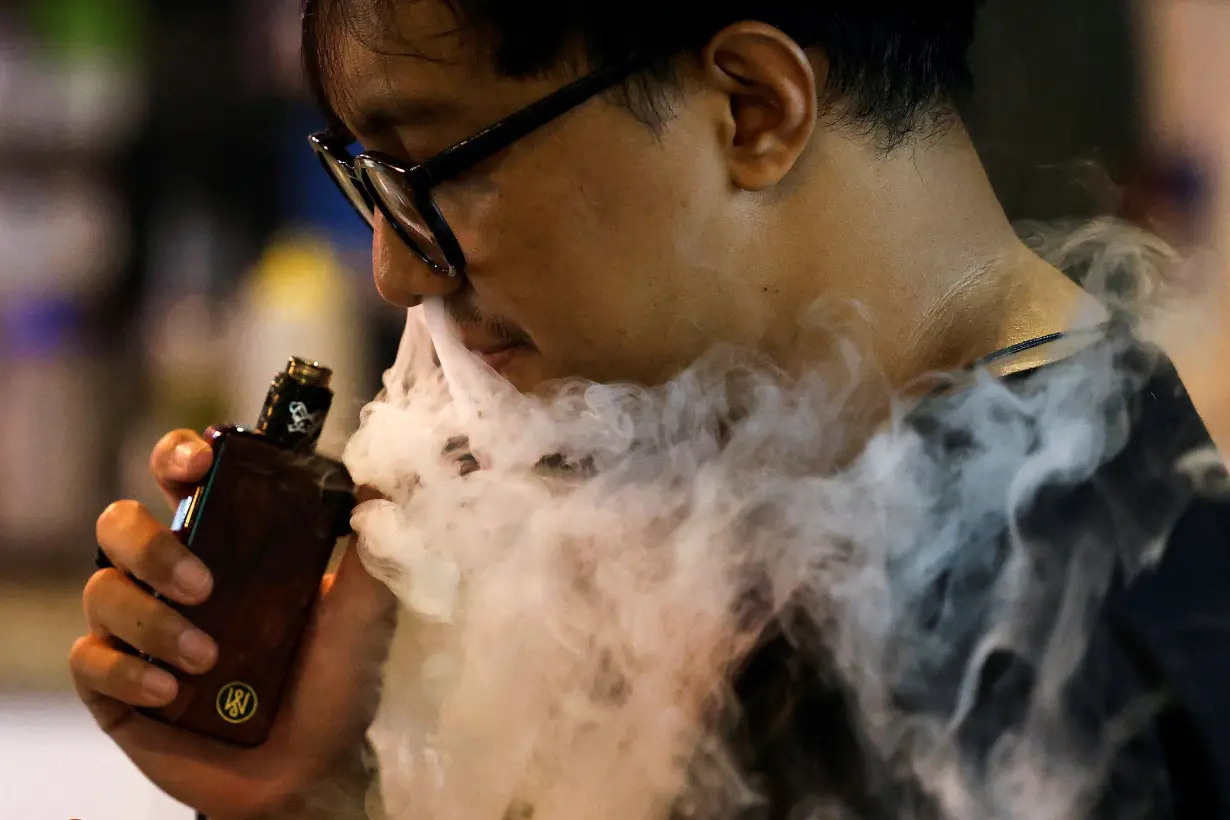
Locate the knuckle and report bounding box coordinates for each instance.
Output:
[67,636,93,678]
[150,428,200,472]
[96,499,142,542]
[82,569,119,614]
[99,652,132,692]
[68,637,123,693]
[97,508,181,584]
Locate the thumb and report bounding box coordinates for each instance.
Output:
[272,538,397,762]
[320,484,399,631]
[322,536,399,632]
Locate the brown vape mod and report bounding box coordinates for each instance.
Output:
[139,357,356,746]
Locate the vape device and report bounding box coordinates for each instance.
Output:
[139,357,356,746]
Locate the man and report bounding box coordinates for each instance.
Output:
[70,1,1228,818]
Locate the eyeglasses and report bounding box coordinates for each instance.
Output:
[308,59,650,277]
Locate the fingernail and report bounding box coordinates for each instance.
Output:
[173,441,205,470]
[172,557,212,598]
[142,668,178,701]
[178,629,217,668]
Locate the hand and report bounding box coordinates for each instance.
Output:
[69,429,397,819]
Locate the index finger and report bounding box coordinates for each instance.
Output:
[95,501,212,604]
[149,429,215,511]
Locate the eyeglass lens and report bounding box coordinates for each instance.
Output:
[362,163,452,270]
[316,150,375,224]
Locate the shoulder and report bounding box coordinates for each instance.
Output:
[998,338,1230,816]
[898,332,1229,815]
[733,331,1229,817]
[1103,367,1230,816]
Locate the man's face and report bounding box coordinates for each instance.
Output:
[323,1,811,393]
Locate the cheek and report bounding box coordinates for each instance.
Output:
[441,118,725,382]
[439,179,504,265]
[443,160,613,325]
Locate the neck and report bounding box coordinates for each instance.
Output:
[756,119,1106,386]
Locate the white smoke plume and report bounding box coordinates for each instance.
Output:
[341,221,1224,820]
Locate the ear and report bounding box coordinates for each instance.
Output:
[699,23,821,191]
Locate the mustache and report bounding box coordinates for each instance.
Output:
[444,293,534,346]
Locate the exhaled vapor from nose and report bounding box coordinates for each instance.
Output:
[340,220,1219,820]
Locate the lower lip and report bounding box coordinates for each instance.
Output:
[478,345,527,373]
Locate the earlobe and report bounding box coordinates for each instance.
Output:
[700,23,821,191]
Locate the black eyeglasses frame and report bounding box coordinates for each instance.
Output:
[308,57,653,276]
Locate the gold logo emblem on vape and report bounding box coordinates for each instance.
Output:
[216,682,259,724]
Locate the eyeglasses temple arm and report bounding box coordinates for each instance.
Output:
[422,60,651,185]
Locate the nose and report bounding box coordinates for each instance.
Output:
[371,210,462,308]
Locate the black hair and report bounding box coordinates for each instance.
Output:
[304,0,987,148]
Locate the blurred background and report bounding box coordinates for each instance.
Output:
[0,0,1223,817]
[0,0,404,815]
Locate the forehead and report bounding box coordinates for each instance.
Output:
[309,0,489,135]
